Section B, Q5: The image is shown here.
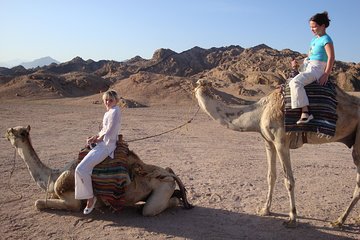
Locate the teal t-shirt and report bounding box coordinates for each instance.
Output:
[308,34,333,62]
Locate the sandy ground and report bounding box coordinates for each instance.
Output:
[0,99,359,240]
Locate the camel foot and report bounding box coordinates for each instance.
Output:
[283,219,297,228]
[330,219,344,228]
[257,207,270,216]
[35,199,81,211]
[330,215,346,228]
[35,200,47,210]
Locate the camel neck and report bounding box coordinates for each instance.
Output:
[16,139,54,190]
[196,89,262,132]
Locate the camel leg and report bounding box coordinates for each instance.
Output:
[258,140,277,216]
[331,146,360,227]
[275,143,297,228]
[35,191,81,211]
[142,181,177,216]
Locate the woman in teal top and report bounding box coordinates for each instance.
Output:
[289,11,335,124]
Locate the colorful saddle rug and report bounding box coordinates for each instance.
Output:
[284,81,338,137]
[78,135,130,211]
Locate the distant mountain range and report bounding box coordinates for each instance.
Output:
[0,45,359,104]
[0,56,60,69]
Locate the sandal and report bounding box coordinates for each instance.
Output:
[83,196,97,215]
[296,112,314,124]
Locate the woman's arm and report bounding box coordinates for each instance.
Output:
[319,42,335,85]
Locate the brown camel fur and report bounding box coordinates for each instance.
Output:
[5,125,193,216]
[194,79,360,228]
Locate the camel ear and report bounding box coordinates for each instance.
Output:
[26,125,31,132]
[197,79,208,86]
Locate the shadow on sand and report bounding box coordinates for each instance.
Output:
[63,205,357,240]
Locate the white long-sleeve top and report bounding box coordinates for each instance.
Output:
[98,105,121,158]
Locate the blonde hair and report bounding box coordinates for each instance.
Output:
[102,89,120,102]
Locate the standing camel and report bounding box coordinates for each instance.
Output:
[194,79,360,227]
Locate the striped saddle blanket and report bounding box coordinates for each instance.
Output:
[78,136,130,211]
[284,81,338,137]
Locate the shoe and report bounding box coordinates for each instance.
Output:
[296,113,314,124]
[83,196,97,215]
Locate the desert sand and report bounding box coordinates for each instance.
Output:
[0,97,359,240]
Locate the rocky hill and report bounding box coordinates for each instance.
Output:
[0,44,359,105]
[20,56,60,69]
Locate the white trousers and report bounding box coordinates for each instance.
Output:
[75,142,109,200]
[289,60,326,109]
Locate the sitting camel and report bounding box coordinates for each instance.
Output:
[194,79,360,227]
[5,125,193,216]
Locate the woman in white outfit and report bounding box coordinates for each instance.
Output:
[289,11,335,124]
[75,90,121,214]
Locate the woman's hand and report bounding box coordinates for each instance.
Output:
[318,73,329,86]
[87,135,98,144]
[291,59,298,69]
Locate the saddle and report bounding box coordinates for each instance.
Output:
[283,81,338,137]
[78,135,130,211]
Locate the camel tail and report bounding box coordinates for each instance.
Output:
[166,167,194,209]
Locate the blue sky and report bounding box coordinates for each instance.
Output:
[1,0,359,64]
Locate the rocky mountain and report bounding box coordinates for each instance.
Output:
[20,56,60,69]
[0,59,25,68]
[0,45,359,105]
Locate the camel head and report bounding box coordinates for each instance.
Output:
[194,79,213,94]
[5,125,31,147]
[194,79,219,105]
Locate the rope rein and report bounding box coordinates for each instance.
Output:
[0,148,23,205]
[45,174,52,207]
[126,106,200,143]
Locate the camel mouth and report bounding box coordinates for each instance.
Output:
[196,79,210,87]
[4,129,11,141]
[194,79,212,93]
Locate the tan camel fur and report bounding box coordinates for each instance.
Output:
[194,79,360,228]
[5,125,192,216]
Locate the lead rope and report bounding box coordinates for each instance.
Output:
[126,106,200,143]
[45,174,52,208]
[0,148,23,205]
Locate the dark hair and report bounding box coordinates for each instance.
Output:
[309,11,331,28]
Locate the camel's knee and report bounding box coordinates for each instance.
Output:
[142,198,178,216]
[168,197,180,208]
[54,170,75,197]
[142,203,161,216]
[142,183,175,216]
[65,199,82,211]
[284,177,295,191]
[268,172,277,184]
